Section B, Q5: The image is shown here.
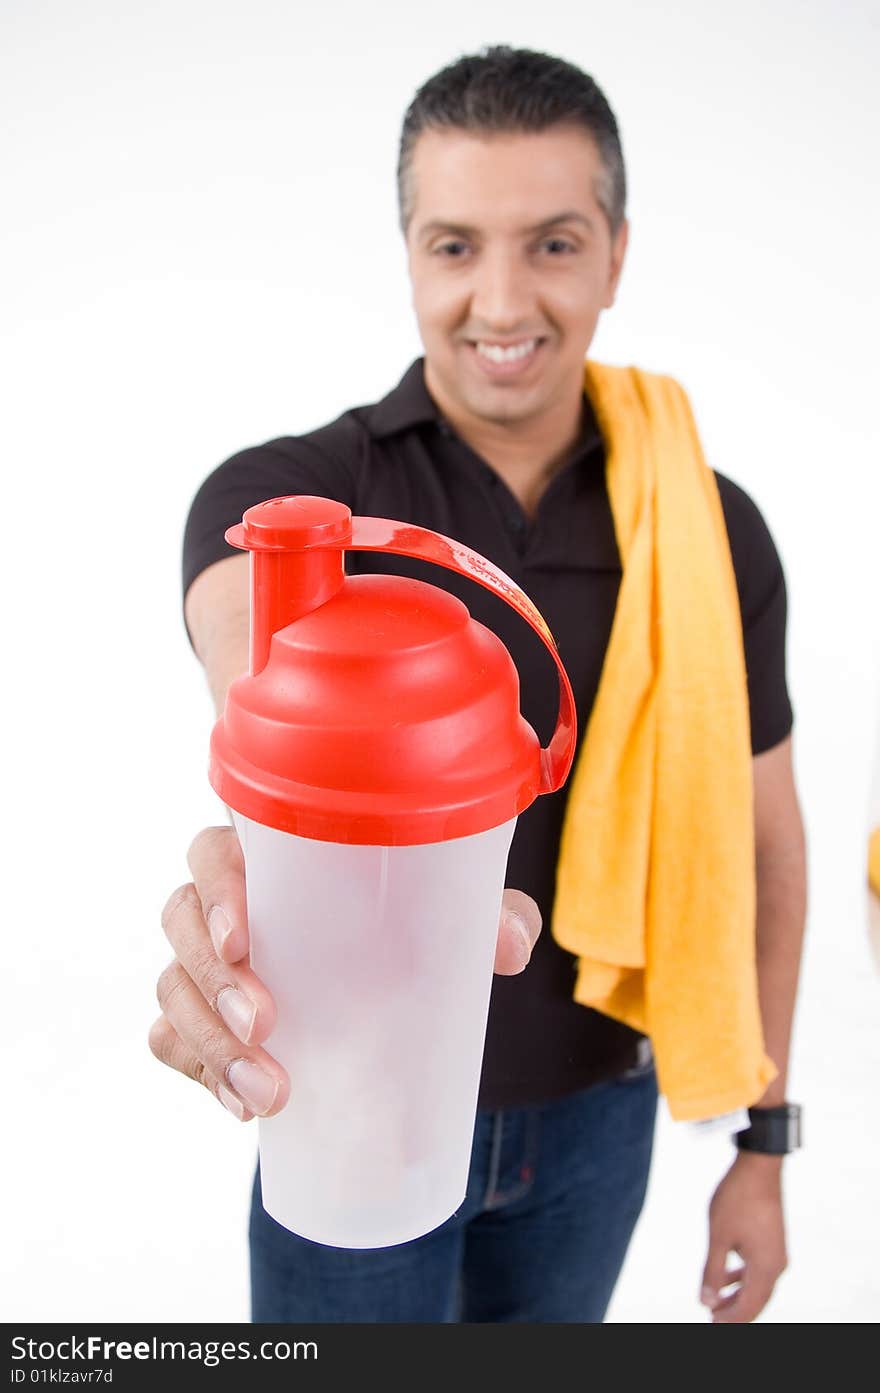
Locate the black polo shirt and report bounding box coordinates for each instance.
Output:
[183,358,793,1109]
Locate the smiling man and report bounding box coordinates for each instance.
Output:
[406,123,626,515]
[153,46,806,1324]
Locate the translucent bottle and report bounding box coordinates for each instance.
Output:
[210,495,576,1248]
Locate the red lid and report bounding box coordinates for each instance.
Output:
[209,496,576,845]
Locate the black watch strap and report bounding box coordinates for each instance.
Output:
[735,1103,802,1154]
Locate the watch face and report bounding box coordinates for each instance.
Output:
[779,1106,802,1151]
[788,1106,803,1149]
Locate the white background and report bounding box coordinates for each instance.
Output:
[3,0,879,1324]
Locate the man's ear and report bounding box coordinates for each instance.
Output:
[603,218,629,308]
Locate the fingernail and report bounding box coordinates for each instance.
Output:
[217,987,257,1044]
[227,1059,279,1115]
[217,1084,247,1120]
[208,906,231,957]
[701,1285,720,1309]
[506,911,532,969]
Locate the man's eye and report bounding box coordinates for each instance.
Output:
[434,240,469,258]
[541,237,576,255]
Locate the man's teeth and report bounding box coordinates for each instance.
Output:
[475,339,537,364]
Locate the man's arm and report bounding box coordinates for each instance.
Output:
[751,732,808,1106]
[184,553,250,717]
[700,731,807,1323]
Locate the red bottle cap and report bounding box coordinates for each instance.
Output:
[209,496,576,845]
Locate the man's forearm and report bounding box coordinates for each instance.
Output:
[753,835,807,1108]
[184,555,250,718]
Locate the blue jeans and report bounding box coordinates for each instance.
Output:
[249,1058,658,1323]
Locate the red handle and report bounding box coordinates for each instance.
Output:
[347,516,576,795]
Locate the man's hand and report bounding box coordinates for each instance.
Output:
[700,1151,788,1322]
[149,825,543,1120]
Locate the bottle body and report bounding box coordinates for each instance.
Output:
[233,812,517,1249]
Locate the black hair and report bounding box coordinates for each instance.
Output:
[397,45,626,235]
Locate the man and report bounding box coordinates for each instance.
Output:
[151,46,806,1323]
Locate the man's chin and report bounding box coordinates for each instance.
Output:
[425,354,558,429]
[458,381,547,427]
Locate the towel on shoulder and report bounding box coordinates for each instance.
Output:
[551,363,778,1123]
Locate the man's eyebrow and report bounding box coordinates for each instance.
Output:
[417,220,477,243]
[417,211,595,243]
[526,211,595,234]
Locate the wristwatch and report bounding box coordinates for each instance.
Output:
[735,1103,803,1154]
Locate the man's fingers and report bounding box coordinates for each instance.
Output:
[185,824,249,963]
[494,889,542,975]
[701,1251,779,1323]
[160,883,275,1046]
[147,1015,254,1121]
[700,1243,736,1312]
[154,960,289,1117]
[710,1266,779,1324]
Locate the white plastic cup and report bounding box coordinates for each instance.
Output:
[232,811,517,1249]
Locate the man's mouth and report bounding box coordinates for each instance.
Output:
[474,337,540,363]
[466,336,546,376]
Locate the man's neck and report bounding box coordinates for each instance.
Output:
[425,364,587,519]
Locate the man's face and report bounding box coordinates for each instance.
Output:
[405,124,628,431]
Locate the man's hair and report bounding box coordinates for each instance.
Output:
[397,45,626,236]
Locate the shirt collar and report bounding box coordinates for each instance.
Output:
[369,358,442,437]
[368,358,603,464]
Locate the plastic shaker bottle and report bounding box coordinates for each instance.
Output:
[209,495,576,1248]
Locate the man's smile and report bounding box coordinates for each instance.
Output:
[465,335,547,379]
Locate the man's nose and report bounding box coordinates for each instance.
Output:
[469,249,535,333]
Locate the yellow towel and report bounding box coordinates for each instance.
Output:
[869,828,880,897]
[551,362,778,1122]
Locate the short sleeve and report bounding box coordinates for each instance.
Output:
[181,435,359,646]
[714,472,794,755]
